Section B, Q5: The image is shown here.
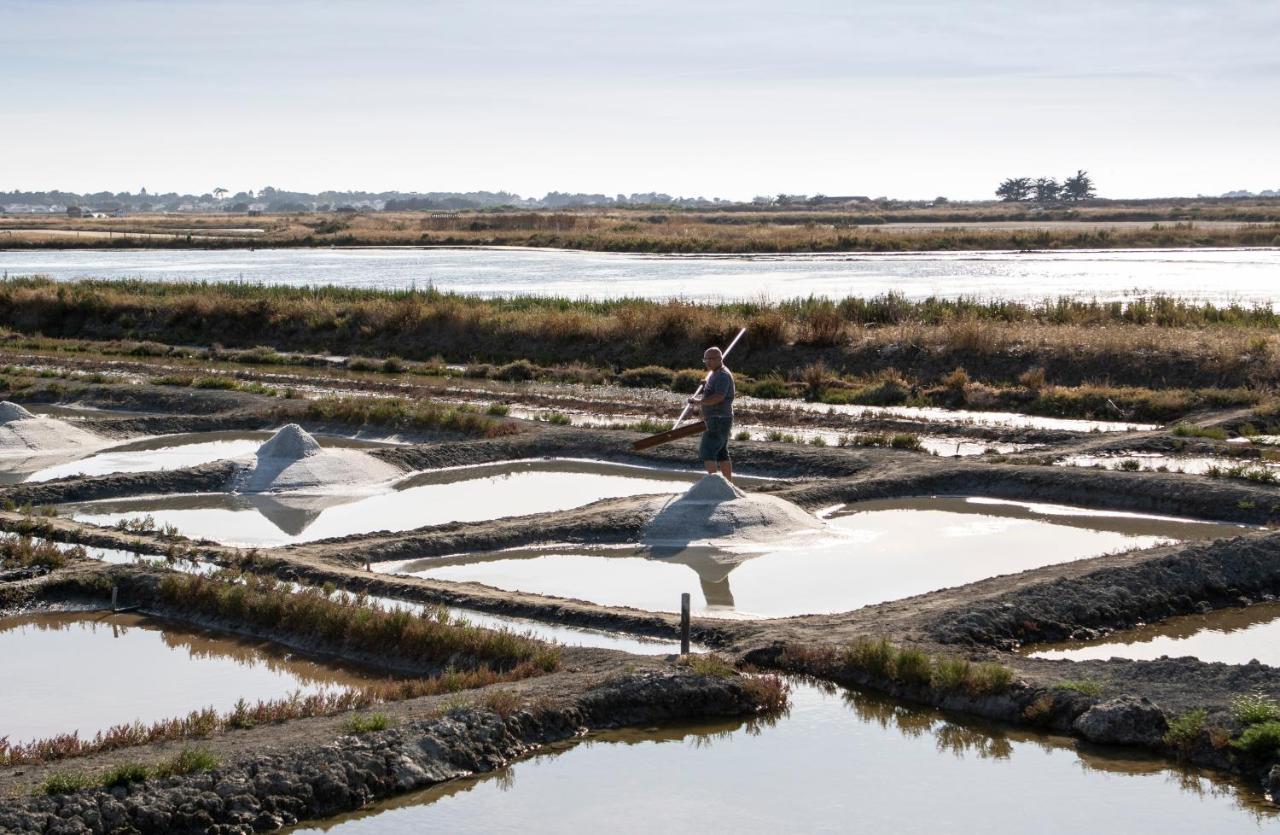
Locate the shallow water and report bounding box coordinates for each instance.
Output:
[383,497,1236,618]
[1057,453,1279,476]
[2,430,396,481]
[286,681,1274,834]
[0,611,399,743]
[65,459,709,547]
[6,247,1280,306]
[1027,602,1280,666]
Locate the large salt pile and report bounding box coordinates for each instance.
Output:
[0,401,103,454]
[235,424,402,493]
[643,474,826,550]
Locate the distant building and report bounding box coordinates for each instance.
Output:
[66,206,83,218]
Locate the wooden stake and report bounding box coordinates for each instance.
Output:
[680,593,691,655]
[111,585,118,613]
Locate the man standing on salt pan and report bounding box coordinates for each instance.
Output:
[687,346,736,482]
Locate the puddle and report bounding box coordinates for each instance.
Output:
[382,498,1236,619]
[12,430,397,483]
[0,611,402,743]
[1058,453,1279,476]
[1027,602,1280,666]
[64,460,720,547]
[286,681,1274,834]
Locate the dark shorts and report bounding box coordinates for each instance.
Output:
[699,416,733,462]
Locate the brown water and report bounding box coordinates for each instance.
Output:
[1028,601,1280,666]
[0,611,398,743]
[286,681,1274,834]
[65,460,737,547]
[385,497,1237,619]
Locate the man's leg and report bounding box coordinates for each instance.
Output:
[718,459,733,481]
[704,460,717,474]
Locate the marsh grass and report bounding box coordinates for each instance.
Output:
[342,712,392,734]
[837,638,1015,696]
[0,534,82,570]
[157,573,558,671]
[7,279,1280,395]
[292,396,516,438]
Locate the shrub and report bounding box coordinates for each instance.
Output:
[1164,709,1207,755]
[1018,366,1047,391]
[681,653,737,679]
[844,637,896,679]
[40,772,93,795]
[890,433,922,450]
[343,713,392,734]
[482,690,523,718]
[1232,720,1280,756]
[1230,691,1280,725]
[966,663,1014,695]
[100,763,150,787]
[941,367,970,393]
[801,360,829,399]
[155,747,220,777]
[932,657,971,692]
[672,369,706,393]
[734,430,751,442]
[893,648,932,687]
[485,403,510,416]
[617,365,675,388]
[192,375,238,390]
[744,375,790,399]
[495,359,540,382]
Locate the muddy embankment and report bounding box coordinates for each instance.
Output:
[0,669,768,834]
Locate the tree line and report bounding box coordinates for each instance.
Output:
[996,170,1096,202]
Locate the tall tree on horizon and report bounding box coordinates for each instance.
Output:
[995,177,1033,201]
[1061,170,1096,202]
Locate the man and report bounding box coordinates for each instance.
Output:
[688,345,735,481]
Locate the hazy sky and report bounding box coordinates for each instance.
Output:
[4,0,1277,199]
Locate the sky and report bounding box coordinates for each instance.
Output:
[3,0,1278,200]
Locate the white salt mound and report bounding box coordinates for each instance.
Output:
[0,401,103,454]
[0,402,36,423]
[643,474,826,549]
[237,424,402,493]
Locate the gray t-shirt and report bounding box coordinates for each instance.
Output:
[702,367,735,419]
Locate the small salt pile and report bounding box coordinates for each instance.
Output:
[643,474,826,549]
[236,424,401,493]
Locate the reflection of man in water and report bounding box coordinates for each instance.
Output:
[687,346,736,481]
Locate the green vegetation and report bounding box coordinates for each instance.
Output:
[292,396,516,438]
[1163,709,1207,754]
[39,772,95,795]
[679,653,737,679]
[342,713,392,734]
[1054,678,1103,698]
[157,573,558,672]
[7,280,1280,401]
[37,748,220,795]
[835,638,1015,696]
[1232,721,1280,757]
[0,534,83,571]
[1173,423,1230,441]
[1230,691,1280,725]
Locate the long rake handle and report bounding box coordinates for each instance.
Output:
[670,327,747,430]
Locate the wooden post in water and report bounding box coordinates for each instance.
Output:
[111,585,118,613]
[680,593,691,655]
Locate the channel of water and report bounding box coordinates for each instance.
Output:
[1027,602,1280,667]
[5,247,1280,306]
[285,680,1275,834]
